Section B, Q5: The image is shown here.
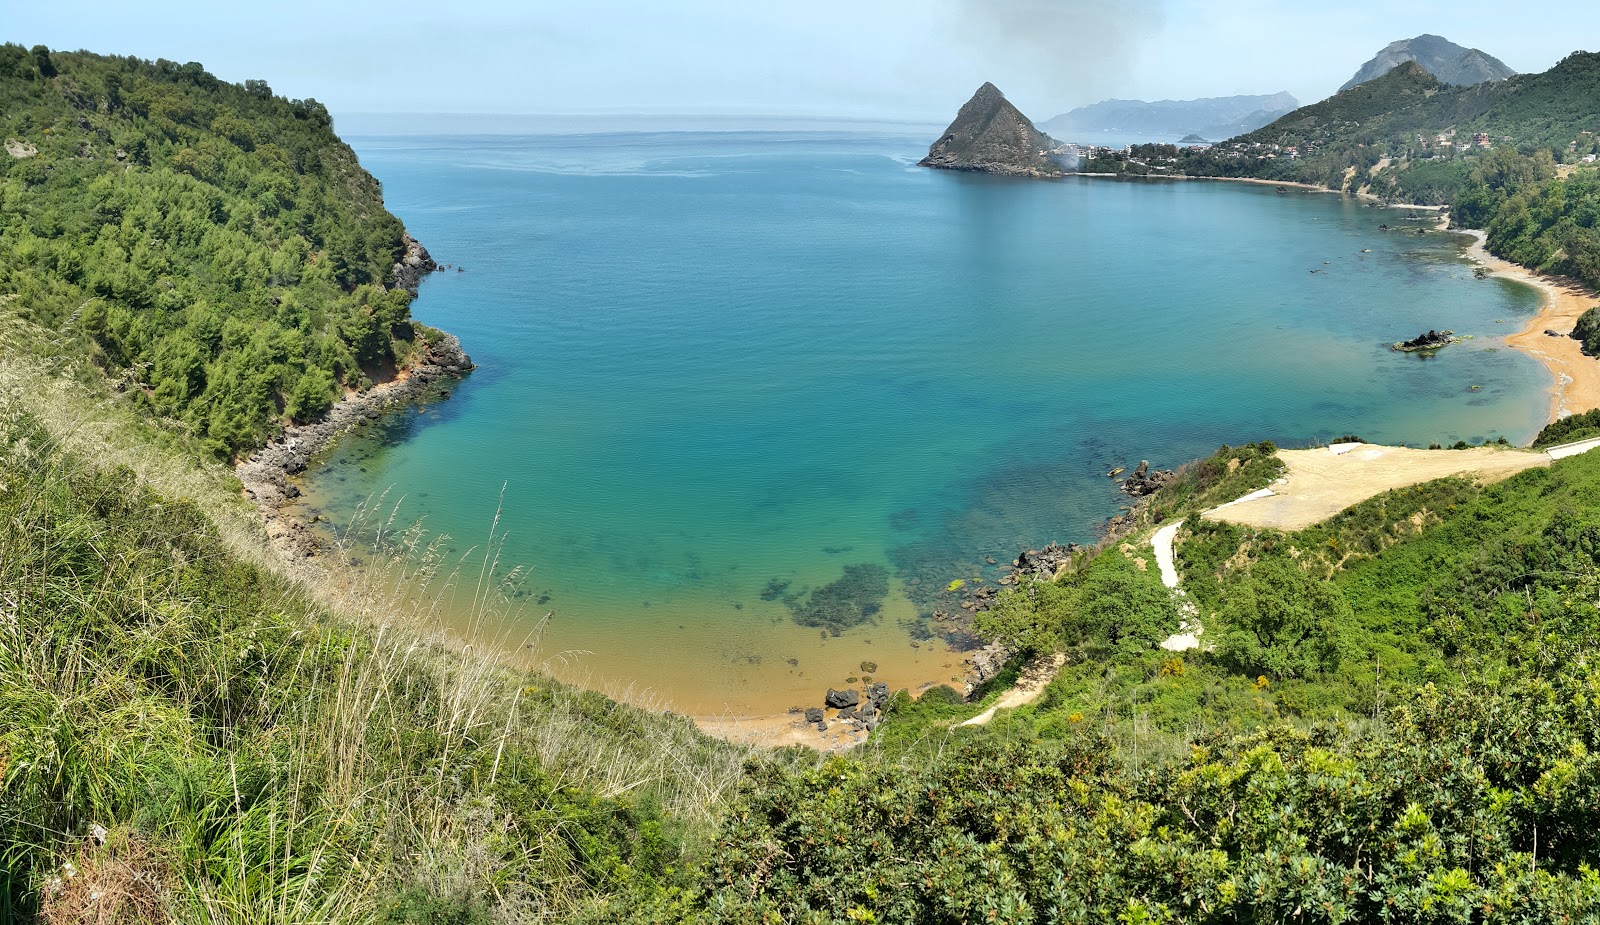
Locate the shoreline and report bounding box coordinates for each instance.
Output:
[1072,170,1588,434]
[243,176,1593,749]
[236,329,473,577]
[1460,230,1600,425]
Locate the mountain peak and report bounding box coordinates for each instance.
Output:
[920,83,1064,178]
[1341,35,1515,92]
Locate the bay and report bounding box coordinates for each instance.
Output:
[296,129,1547,715]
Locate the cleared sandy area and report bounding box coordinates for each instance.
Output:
[695,713,868,751]
[1204,444,1550,531]
[1466,230,1600,421]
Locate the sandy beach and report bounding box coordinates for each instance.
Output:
[1462,230,1600,423]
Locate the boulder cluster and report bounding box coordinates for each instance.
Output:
[804,682,892,733]
[1120,460,1176,497]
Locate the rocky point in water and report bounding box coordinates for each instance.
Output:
[920,82,1066,178]
[1392,329,1456,352]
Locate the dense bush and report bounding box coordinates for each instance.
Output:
[1534,406,1600,448]
[0,45,430,457]
[654,669,1600,922]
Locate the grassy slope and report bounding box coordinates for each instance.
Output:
[0,399,753,923]
[7,40,1600,925]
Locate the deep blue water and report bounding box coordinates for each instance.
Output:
[297,130,1546,713]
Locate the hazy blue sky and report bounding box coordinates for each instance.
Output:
[8,1,1599,123]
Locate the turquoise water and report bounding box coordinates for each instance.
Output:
[300,129,1547,714]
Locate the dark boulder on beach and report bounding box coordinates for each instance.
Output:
[825,688,860,709]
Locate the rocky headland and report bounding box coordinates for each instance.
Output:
[920,82,1066,178]
[391,233,440,294]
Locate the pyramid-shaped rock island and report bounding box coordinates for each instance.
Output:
[920,82,1066,178]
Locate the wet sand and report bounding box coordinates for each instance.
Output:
[1463,230,1600,423]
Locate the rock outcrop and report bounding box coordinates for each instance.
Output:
[920,82,1065,178]
[390,233,439,295]
[1120,460,1176,497]
[1391,329,1456,352]
[1341,35,1514,91]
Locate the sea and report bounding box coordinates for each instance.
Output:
[293,125,1548,716]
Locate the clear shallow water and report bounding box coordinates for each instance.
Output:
[298,130,1547,714]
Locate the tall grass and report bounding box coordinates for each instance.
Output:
[0,394,752,924]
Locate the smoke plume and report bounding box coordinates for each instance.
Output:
[954,0,1166,105]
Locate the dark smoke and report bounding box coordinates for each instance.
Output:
[955,0,1166,104]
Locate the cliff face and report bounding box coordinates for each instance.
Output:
[920,83,1064,178]
[1341,34,1515,91]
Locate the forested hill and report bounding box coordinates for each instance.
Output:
[1082,52,1600,290]
[0,44,440,458]
[1227,50,1600,160]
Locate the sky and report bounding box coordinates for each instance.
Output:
[7,0,1600,126]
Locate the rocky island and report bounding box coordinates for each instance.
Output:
[920,82,1066,178]
[1392,329,1456,352]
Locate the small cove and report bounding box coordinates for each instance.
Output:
[294,129,1548,716]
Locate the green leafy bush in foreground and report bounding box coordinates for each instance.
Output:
[663,676,1600,922]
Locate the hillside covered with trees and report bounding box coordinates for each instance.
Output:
[11,42,1600,925]
[0,45,438,458]
[1084,52,1600,293]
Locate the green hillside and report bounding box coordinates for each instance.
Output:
[627,441,1600,921]
[11,42,1600,924]
[1159,51,1600,290]
[0,45,438,458]
[0,402,749,923]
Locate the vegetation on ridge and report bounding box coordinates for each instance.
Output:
[621,448,1600,921]
[0,44,432,458]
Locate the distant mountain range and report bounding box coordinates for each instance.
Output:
[1341,34,1515,91]
[1037,93,1299,142]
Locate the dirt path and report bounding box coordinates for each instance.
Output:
[1151,520,1182,589]
[957,653,1068,727]
[1204,444,1550,531]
